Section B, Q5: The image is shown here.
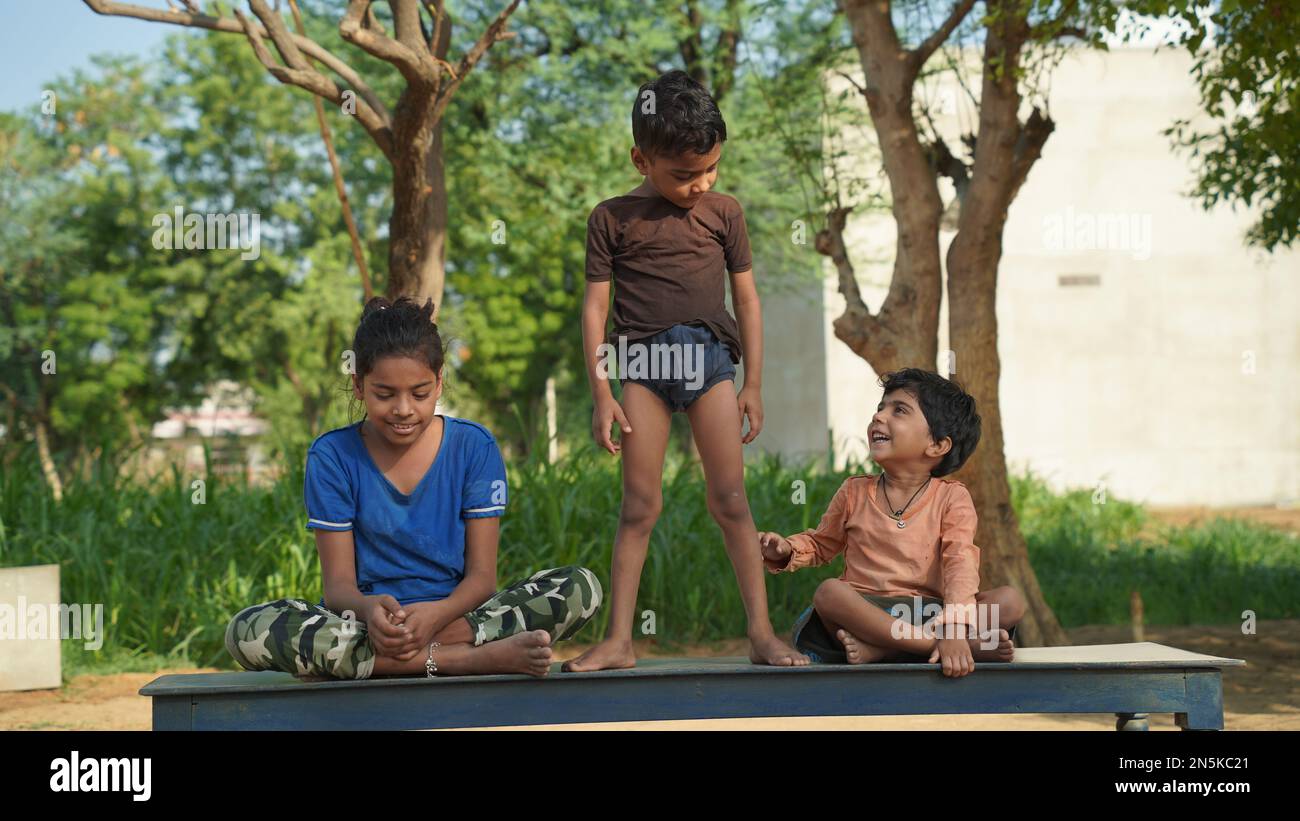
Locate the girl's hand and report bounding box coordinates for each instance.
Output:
[363,595,413,658]
[737,385,763,443]
[388,602,441,661]
[592,394,631,454]
[757,531,792,563]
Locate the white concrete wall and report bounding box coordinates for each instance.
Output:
[771,46,1298,507]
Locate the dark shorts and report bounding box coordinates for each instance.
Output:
[791,593,1019,664]
[616,323,736,413]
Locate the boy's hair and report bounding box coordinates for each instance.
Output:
[631,69,727,160]
[878,368,981,477]
[348,296,444,418]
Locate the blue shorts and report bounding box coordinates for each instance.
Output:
[616,323,736,413]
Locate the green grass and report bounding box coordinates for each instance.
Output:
[2,444,1296,679]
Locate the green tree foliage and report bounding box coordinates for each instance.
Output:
[1128,0,1299,250]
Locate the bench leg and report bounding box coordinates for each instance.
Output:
[1175,670,1224,731]
[1115,712,1149,731]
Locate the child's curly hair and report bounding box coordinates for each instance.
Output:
[878,368,982,477]
[632,69,728,160]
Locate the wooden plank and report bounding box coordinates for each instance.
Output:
[172,667,1204,730]
[139,642,1244,700]
[143,641,1240,730]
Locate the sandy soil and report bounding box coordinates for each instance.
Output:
[1144,504,1300,536]
[2,620,1295,731]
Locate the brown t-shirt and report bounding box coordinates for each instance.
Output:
[585,191,753,363]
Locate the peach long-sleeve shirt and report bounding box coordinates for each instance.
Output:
[765,474,982,627]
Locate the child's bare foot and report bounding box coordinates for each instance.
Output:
[465,629,555,677]
[835,629,893,664]
[968,628,1014,662]
[748,633,810,666]
[561,637,636,672]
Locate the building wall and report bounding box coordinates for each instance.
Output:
[769,47,1298,507]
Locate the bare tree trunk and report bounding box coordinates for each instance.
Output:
[945,4,1067,647]
[947,243,1066,647]
[34,414,63,503]
[387,118,446,313]
[830,0,1067,645]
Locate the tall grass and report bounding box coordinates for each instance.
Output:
[1,443,1296,676]
[1016,471,1300,625]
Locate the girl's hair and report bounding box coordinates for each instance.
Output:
[348,296,444,419]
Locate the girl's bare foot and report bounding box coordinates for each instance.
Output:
[748,632,810,666]
[466,629,555,677]
[835,629,893,664]
[561,637,636,672]
[968,628,1014,662]
[369,630,554,677]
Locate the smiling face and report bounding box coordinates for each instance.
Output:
[630,140,722,208]
[868,388,950,471]
[353,354,442,447]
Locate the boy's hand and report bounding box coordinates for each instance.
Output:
[757,531,792,564]
[592,394,632,454]
[362,595,413,658]
[737,385,763,443]
[928,635,975,678]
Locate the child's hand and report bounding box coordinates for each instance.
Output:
[591,395,632,454]
[757,531,792,563]
[929,636,975,678]
[737,385,763,444]
[387,602,440,661]
[363,595,414,658]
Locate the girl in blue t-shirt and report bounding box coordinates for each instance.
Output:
[224,297,602,680]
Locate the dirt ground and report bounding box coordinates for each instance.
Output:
[2,620,1295,731]
[1143,504,1300,536]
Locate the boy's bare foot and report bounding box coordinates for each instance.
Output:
[968,628,1014,662]
[835,629,892,664]
[748,633,810,666]
[561,637,637,672]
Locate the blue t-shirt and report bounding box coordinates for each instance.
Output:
[303,415,508,606]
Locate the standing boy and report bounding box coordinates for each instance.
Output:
[564,70,806,671]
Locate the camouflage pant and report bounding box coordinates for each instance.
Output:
[224,565,602,680]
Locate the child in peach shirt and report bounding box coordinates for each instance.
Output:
[759,368,1026,678]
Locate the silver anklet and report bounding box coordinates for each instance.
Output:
[425,641,441,677]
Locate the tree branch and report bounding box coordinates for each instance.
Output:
[233,3,394,159]
[390,0,430,58]
[340,0,437,88]
[814,205,868,314]
[81,0,391,126]
[926,135,970,201]
[908,0,978,75]
[712,0,742,102]
[430,0,522,124]
[1006,106,1054,202]
[288,0,373,301]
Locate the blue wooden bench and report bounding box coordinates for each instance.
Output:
[140,641,1243,731]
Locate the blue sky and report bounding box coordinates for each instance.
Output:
[0,0,175,113]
